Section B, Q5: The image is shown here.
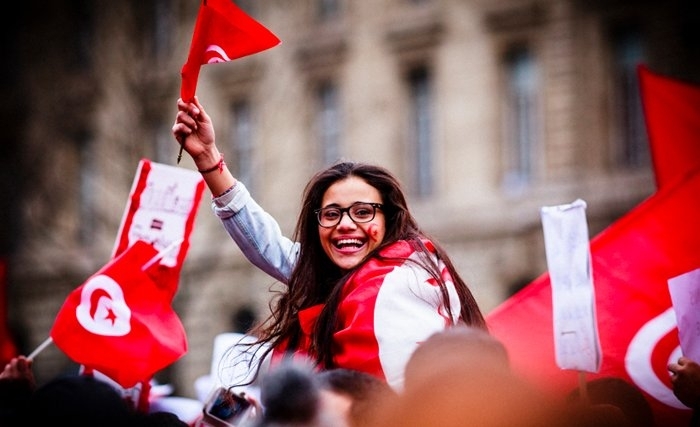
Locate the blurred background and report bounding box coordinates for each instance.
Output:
[1,0,698,399]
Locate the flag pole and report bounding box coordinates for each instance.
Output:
[578,370,589,404]
[142,239,184,271]
[177,136,185,164]
[27,336,53,361]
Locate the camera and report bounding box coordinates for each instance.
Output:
[198,387,257,427]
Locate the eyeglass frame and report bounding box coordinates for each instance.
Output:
[314,202,384,228]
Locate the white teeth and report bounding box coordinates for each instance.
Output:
[336,239,363,247]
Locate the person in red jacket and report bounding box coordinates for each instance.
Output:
[173,97,487,391]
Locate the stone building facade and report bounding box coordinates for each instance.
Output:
[2,0,698,398]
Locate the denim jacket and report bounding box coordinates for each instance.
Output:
[212,181,299,284]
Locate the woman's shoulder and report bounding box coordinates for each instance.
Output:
[345,239,438,290]
[377,238,436,258]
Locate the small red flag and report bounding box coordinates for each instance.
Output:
[50,240,187,388]
[639,65,700,189]
[180,0,281,101]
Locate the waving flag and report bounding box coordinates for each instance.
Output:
[180,0,281,101]
[488,172,700,426]
[639,65,700,189]
[487,67,700,427]
[97,159,205,407]
[51,240,187,389]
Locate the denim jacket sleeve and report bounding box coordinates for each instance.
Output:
[212,181,299,284]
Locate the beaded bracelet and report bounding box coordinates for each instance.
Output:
[198,154,225,174]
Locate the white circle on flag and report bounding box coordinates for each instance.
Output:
[76,274,131,336]
[625,308,687,409]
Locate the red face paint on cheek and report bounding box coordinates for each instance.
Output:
[368,224,380,242]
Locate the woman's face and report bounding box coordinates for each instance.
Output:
[318,176,386,271]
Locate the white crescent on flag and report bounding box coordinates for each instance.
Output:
[76,274,131,336]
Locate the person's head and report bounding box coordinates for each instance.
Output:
[316,368,397,427]
[369,364,569,427]
[25,374,135,427]
[256,360,346,427]
[135,411,190,427]
[296,161,420,273]
[403,325,510,392]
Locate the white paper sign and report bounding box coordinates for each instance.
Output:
[668,267,700,361]
[112,159,205,268]
[541,199,602,373]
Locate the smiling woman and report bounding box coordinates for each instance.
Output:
[172,96,487,391]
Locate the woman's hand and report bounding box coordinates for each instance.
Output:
[173,96,220,168]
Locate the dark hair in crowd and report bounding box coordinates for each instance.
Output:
[25,375,134,427]
[317,368,397,427]
[255,361,322,427]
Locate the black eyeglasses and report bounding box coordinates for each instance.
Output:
[314,202,383,228]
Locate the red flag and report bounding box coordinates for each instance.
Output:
[180,0,281,101]
[50,240,187,389]
[486,66,700,427]
[487,171,700,427]
[91,159,204,409]
[0,257,18,365]
[639,65,700,189]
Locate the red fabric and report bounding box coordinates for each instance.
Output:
[180,0,281,101]
[487,66,700,427]
[112,160,152,260]
[331,246,400,378]
[488,171,700,426]
[276,240,458,388]
[0,257,18,365]
[639,65,700,189]
[275,241,460,386]
[50,241,187,388]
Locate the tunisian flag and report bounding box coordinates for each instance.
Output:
[487,67,700,427]
[180,0,281,101]
[488,172,700,426]
[50,240,187,389]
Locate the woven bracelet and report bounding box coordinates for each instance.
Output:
[198,154,225,174]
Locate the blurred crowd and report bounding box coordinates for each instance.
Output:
[3,325,698,427]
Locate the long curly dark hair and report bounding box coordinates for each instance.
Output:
[244,161,485,380]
